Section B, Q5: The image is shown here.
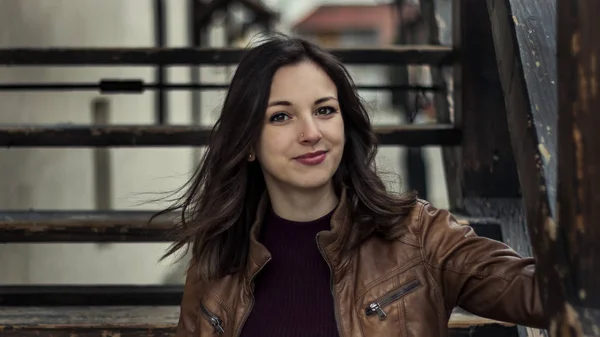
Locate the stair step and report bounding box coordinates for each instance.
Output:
[0,306,517,336]
[0,285,184,306]
[0,210,175,242]
[0,45,454,66]
[0,212,501,243]
[0,124,461,147]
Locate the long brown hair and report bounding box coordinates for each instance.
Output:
[156,34,417,281]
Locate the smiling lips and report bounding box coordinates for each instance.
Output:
[294,150,327,165]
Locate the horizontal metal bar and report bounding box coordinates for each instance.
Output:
[0,211,499,242]
[0,124,462,147]
[0,210,175,242]
[0,45,455,65]
[0,285,183,306]
[0,81,444,92]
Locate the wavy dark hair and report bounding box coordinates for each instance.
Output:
[157,34,417,281]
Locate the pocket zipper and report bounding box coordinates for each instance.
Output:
[365,279,422,321]
[200,302,225,335]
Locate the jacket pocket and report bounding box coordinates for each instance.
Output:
[364,278,422,321]
[200,302,225,336]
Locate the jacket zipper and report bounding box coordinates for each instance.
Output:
[365,278,422,320]
[200,302,225,335]
[234,256,272,337]
[316,233,344,337]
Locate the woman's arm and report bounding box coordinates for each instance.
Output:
[176,264,201,337]
[418,202,548,329]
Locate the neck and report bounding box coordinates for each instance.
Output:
[266,182,339,222]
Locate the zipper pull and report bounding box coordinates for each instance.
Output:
[209,316,225,335]
[366,302,387,320]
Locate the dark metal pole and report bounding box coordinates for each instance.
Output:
[154,0,167,124]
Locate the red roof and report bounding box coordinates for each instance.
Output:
[292,3,419,45]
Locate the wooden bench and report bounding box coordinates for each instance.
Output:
[0,306,517,337]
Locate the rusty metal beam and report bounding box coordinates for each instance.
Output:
[553,0,600,335]
[0,211,500,242]
[0,210,176,242]
[0,306,518,337]
[0,124,462,147]
[0,46,455,66]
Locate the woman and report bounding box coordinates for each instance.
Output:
[161,35,548,336]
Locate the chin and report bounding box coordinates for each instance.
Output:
[289,174,334,190]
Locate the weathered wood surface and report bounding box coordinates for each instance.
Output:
[0,46,454,66]
[486,0,560,333]
[453,0,520,200]
[0,306,517,336]
[554,0,600,335]
[0,211,502,243]
[0,124,461,147]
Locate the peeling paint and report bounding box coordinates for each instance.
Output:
[579,289,587,300]
[576,214,585,234]
[571,32,581,55]
[545,216,557,241]
[538,143,552,162]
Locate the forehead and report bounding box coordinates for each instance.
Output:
[269,61,337,102]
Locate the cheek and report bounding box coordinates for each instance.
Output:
[328,118,345,147]
[257,129,291,162]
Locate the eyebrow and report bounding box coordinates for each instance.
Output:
[267,96,338,107]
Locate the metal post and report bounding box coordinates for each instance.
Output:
[154,0,167,124]
[92,98,112,210]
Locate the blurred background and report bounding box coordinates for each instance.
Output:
[0,0,451,286]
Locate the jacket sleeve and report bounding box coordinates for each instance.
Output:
[418,201,549,329]
[176,264,201,337]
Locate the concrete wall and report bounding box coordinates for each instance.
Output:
[0,0,448,286]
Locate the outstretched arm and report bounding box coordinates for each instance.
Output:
[418,202,548,329]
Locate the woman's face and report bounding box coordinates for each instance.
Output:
[254,60,345,192]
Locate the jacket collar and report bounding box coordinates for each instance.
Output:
[243,187,351,282]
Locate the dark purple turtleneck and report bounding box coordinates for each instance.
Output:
[239,207,339,336]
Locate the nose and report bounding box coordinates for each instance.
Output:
[299,118,322,144]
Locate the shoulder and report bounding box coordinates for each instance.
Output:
[398,199,466,246]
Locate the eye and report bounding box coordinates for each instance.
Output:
[316,106,338,116]
[269,112,290,123]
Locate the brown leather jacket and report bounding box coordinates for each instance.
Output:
[176,192,548,336]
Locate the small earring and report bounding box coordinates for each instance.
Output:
[248,154,253,160]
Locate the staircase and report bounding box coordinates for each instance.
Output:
[0,0,538,336]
